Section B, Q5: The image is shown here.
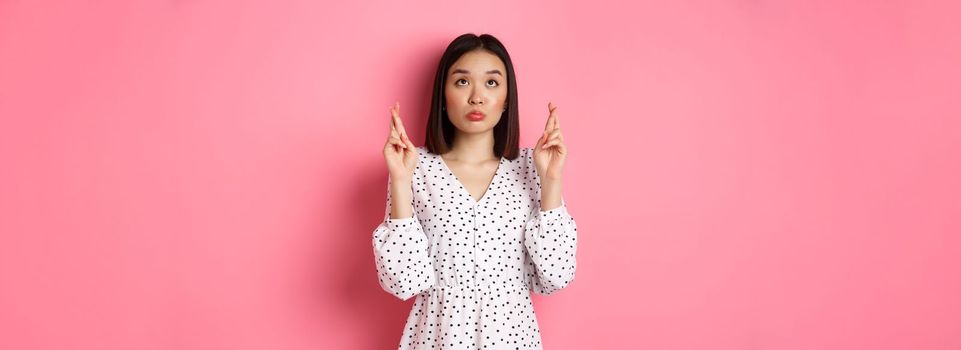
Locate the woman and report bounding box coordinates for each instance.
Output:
[373,33,578,349]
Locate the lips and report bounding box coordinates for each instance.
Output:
[467,111,486,121]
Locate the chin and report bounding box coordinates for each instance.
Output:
[456,122,493,133]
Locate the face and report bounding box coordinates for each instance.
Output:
[444,50,508,135]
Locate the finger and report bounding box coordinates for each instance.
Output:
[393,116,409,140]
[552,106,560,129]
[390,103,401,133]
[386,140,403,151]
[388,135,404,146]
[545,102,558,131]
[385,140,404,153]
[546,127,562,139]
[550,104,559,130]
[550,140,567,155]
[388,136,406,149]
[390,103,399,131]
[544,102,555,132]
[401,132,416,150]
[544,134,563,148]
[542,129,561,144]
[542,131,564,148]
[390,118,407,142]
[392,102,409,138]
[542,138,564,149]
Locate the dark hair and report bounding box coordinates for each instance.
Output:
[425,33,520,160]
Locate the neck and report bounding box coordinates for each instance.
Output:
[446,129,497,162]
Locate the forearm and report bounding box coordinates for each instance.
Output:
[540,179,562,212]
[389,178,414,219]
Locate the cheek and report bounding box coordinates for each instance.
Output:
[445,88,463,105]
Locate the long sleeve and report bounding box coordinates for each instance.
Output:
[522,149,578,295]
[372,175,436,301]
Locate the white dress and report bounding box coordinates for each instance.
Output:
[372,146,578,349]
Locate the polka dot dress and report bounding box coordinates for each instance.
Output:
[372,146,578,349]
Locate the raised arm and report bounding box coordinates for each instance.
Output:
[372,102,435,300]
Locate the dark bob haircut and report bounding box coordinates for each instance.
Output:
[425,33,520,160]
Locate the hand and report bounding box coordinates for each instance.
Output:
[533,102,567,181]
[383,101,418,182]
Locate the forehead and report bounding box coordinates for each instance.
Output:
[448,50,506,75]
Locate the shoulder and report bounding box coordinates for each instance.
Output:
[510,147,535,176]
[414,146,435,161]
[519,147,534,164]
[414,146,433,174]
[514,147,533,159]
[502,147,533,166]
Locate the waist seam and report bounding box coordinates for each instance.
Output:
[430,282,529,290]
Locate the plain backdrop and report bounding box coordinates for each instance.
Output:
[1,0,960,349]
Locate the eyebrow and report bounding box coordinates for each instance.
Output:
[450,68,503,76]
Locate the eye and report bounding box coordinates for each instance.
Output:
[455,78,468,86]
[486,79,499,87]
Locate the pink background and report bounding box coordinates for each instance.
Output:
[2,0,960,349]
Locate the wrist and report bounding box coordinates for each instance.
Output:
[540,180,562,211]
[541,178,562,190]
[390,174,413,185]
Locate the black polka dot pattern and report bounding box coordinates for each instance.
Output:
[372,147,578,349]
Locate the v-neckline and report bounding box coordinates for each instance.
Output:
[436,152,504,205]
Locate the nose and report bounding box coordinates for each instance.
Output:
[469,92,483,105]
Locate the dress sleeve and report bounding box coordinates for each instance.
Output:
[523,148,578,295]
[371,174,436,301]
